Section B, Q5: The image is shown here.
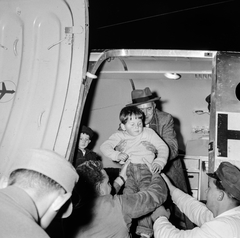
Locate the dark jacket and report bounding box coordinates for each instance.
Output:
[74,173,167,238]
[148,109,178,160]
[74,148,101,168]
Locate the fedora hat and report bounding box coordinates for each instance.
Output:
[126,87,161,106]
[207,162,240,201]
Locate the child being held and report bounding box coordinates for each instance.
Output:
[100,106,169,238]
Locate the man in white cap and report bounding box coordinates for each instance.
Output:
[0,148,79,238]
[152,161,240,238]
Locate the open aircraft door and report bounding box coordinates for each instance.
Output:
[209,51,240,172]
[0,0,89,177]
[87,49,240,195]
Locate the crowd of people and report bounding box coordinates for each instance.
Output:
[0,87,240,238]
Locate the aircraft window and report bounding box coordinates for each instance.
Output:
[235,83,240,101]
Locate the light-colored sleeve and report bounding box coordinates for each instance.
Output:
[100,132,122,162]
[153,189,215,238]
[149,129,169,169]
[171,188,214,226]
[113,176,124,194]
[154,216,230,238]
[153,184,236,238]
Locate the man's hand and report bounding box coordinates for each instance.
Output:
[115,140,127,152]
[161,173,176,195]
[119,159,131,181]
[152,163,162,174]
[141,141,157,155]
[143,158,162,174]
[151,206,170,222]
[142,157,153,174]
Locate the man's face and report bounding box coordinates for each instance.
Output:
[137,102,155,125]
[78,133,91,150]
[205,178,220,216]
[122,115,143,136]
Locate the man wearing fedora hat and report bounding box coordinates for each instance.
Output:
[152,161,240,237]
[126,87,178,160]
[126,87,192,229]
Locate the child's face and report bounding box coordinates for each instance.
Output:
[78,133,91,150]
[122,115,143,136]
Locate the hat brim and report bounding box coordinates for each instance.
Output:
[206,172,219,179]
[126,97,161,107]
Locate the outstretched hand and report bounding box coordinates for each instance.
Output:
[142,158,153,174]
[151,206,171,222]
[142,158,162,174]
[119,159,131,181]
[141,141,157,154]
[115,140,127,152]
[161,173,176,195]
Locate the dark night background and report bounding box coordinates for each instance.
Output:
[88,0,239,51]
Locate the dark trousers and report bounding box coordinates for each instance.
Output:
[163,155,195,230]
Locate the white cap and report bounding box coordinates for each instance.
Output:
[10,148,79,193]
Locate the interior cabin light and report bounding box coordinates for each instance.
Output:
[164,73,181,80]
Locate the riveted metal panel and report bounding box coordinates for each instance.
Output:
[209,51,240,172]
[0,0,88,176]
